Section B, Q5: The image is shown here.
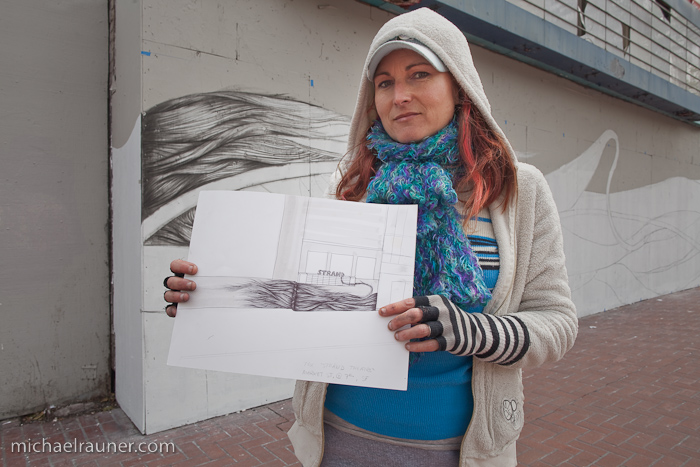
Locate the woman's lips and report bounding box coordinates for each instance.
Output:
[394,112,420,122]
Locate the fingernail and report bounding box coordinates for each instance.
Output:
[379,307,386,315]
[405,343,412,351]
[387,322,394,331]
[180,293,188,301]
[188,266,194,274]
[189,281,196,290]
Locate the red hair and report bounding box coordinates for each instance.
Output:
[335,98,517,222]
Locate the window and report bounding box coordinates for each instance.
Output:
[654,0,672,22]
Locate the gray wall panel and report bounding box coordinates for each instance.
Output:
[0,0,110,418]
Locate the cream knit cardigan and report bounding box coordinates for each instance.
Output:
[288,8,578,466]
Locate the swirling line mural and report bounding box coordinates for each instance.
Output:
[546,130,700,316]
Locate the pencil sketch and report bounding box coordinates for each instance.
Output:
[190,277,377,311]
[168,191,417,389]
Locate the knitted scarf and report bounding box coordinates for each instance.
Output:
[365,119,491,310]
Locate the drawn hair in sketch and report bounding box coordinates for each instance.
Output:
[141,91,349,245]
[226,279,377,312]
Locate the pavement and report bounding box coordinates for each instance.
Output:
[2,287,699,466]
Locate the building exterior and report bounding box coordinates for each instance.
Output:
[0,1,110,421]
[2,0,699,432]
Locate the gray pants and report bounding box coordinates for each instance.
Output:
[319,423,461,467]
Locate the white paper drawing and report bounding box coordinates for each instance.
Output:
[167,190,418,390]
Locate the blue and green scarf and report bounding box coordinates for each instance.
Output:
[365,119,491,310]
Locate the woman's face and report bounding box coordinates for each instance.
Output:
[373,48,459,144]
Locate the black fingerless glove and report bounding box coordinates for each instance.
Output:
[415,295,530,365]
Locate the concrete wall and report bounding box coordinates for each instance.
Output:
[475,45,700,315]
[112,0,700,433]
[0,1,110,418]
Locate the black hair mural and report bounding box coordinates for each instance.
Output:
[141,90,349,245]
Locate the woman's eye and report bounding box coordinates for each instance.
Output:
[376,80,392,89]
[412,71,429,79]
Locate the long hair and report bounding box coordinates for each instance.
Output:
[226,279,377,311]
[335,98,517,222]
[142,91,348,220]
[140,91,349,245]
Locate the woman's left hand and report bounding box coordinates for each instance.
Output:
[379,297,441,353]
[382,295,534,365]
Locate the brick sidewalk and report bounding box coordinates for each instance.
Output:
[2,287,699,466]
[518,287,700,466]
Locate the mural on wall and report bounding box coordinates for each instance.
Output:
[141,91,350,246]
[140,90,700,317]
[546,130,700,316]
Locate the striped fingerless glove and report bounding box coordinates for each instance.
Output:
[415,295,530,365]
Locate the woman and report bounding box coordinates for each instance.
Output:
[165,8,577,466]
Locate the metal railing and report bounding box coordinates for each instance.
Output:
[507,0,700,97]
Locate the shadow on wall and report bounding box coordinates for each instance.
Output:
[141,91,350,245]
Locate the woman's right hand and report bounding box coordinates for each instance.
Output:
[163,259,198,317]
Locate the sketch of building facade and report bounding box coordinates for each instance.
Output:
[167,191,416,389]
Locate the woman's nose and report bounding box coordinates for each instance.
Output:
[393,81,412,105]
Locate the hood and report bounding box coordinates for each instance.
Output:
[342,7,517,168]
